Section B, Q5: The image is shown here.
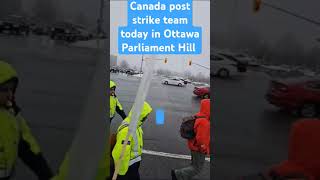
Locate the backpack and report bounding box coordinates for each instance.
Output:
[180,115,205,139]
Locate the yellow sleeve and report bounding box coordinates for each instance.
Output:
[17,115,41,154]
[116,98,123,110]
[112,127,131,175]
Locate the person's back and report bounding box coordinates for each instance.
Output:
[172,99,210,180]
[188,99,210,155]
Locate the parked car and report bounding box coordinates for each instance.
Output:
[162,78,186,87]
[0,15,30,35]
[265,77,320,117]
[193,86,210,99]
[50,22,93,42]
[218,53,249,73]
[184,79,192,84]
[110,66,120,73]
[31,22,50,35]
[125,69,135,75]
[173,77,188,85]
[118,68,127,73]
[210,53,246,78]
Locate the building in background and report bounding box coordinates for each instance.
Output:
[110,55,117,67]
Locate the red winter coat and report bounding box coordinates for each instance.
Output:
[188,99,210,155]
[269,119,320,180]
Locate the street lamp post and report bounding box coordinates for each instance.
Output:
[140,55,144,73]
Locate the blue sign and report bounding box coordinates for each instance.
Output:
[156,109,165,125]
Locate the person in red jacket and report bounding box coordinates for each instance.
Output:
[171,98,210,180]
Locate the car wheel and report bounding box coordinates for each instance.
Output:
[178,83,182,87]
[218,69,230,78]
[300,104,318,118]
[202,94,209,99]
[164,81,168,85]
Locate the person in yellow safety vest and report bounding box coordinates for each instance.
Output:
[0,61,53,179]
[111,101,152,180]
[110,80,126,122]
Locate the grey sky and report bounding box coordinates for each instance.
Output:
[212,0,320,49]
[110,1,211,76]
[19,0,319,72]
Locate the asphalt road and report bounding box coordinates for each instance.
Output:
[110,73,211,180]
[213,72,296,179]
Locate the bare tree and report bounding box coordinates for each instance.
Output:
[119,60,130,69]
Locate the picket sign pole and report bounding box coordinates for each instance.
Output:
[67,41,109,180]
[112,56,155,180]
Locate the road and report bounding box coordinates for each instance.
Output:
[213,71,296,179]
[110,73,210,180]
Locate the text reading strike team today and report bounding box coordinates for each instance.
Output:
[130,1,191,25]
[120,1,199,53]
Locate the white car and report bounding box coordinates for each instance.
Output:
[162,78,185,87]
[211,54,239,78]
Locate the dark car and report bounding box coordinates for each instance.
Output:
[266,77,320,117]
[50,22,93,42]
[218,53,248,73]
[110,66,120,73]
[31,22,50,35]
[126,69,139,75]
[0,15,30,35]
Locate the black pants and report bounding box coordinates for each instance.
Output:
[109,161,140,180]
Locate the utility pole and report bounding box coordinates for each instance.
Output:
[97,0,105,35]
[140,55,144,73]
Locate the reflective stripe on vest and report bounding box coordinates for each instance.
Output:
[132,129,139,158]
[128,156,141,166]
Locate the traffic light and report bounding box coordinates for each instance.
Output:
[188,60,192,66]
[253,0,262,12]
[164,58,168,63]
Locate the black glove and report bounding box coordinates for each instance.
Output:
[18,138,53,180]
